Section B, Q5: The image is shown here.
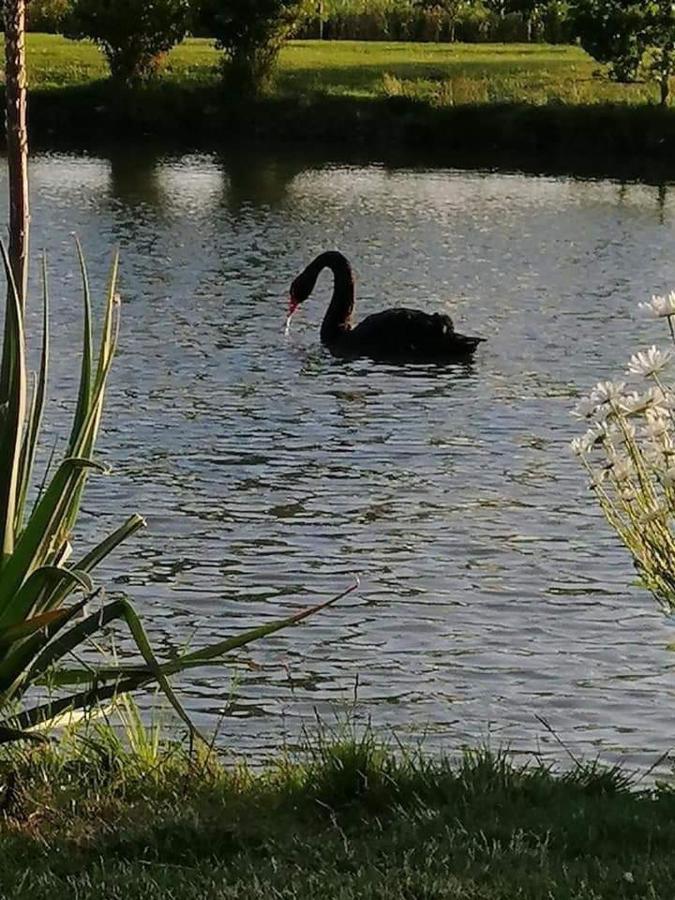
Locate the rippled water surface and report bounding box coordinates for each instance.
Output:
[13,150,675,768]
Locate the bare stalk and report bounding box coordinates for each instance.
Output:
[4,0,29,310]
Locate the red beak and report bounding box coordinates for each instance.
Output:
[285,294,300,335]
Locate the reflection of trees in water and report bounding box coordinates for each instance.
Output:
[107,145,167,210]
[103,142,445,216]
[656,183,667,225]
[616,180,670,226]
[218,148,314,212]
[105,144,322,214]
[218,146,408,212]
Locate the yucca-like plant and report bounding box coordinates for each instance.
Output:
[0,246,351,743]
[0,0,348,746]
[572,292,675,613]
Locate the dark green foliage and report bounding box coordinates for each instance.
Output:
[570,0,675,102]
[196,0,310,94]
[295,0,571,42]
[26,0,72,32]
[63,0,191,83]
[570,0,648,81]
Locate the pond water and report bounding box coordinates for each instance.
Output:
[11,149,675,770]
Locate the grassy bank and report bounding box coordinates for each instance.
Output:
[2,723,675,899]
[22,36,660,105]
[13,35,675,175]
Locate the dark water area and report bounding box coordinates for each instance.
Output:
[9,147,675,769]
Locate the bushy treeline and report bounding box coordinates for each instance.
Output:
[295,0,572,44]
[27,0,571,44]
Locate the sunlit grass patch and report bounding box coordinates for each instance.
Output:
[17,35,669,108]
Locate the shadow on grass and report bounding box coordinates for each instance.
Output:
[3,730,675,899]
[11,79,675,181]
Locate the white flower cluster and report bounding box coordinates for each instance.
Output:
[639,292,675,319]
[572,295,675,609]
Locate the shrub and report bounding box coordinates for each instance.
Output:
[63,0,191,84]
[26,0,72,32]
[197,0,311,95]
[570,0,675,103]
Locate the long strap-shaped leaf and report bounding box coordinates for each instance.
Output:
[6,596,201,742]
[15,253,49,536]
[0,565,92,631]
[41,514,145,614]
[0,608,76,650]
[64,251,119,535]
[0,593,92,703]
[0,724,48,745]
[0,457,105,609]
[0,242,27,565]
[66,240,93,456]
[2,582,358,733]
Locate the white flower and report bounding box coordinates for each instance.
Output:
[627,345,672,377]
[571,396,598,420]
[599,420,635,449]
[644,409,671,442]
[651,386,675,410]
[581,422,607,453]
[610,456,634,483]
[590,380,626,406]
[639,292,675,318]
[570,437,586,456]
[619,388,670,418]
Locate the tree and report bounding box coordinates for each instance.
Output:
[26,0,72,32]
[63,0,190,84]
[414,0,468,41]
[198,0,310,95]
[570,0,675,103]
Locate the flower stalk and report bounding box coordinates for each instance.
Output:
[573,293,675,612]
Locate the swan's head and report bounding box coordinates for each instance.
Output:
[288,270,313,318]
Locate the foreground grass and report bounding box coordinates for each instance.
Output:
[2,723,675,899]
[24,35,665,106]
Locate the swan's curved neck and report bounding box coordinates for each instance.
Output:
[306,251,354,346]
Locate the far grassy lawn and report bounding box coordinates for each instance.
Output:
[23,34,665,107]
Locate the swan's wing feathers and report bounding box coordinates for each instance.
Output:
[350,307,482,360]
[354,308,453,338]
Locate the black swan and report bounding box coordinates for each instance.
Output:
[286,251,484,363]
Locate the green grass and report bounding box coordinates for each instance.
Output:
[2,721,675,899]
[14,36,675,175]
[23,34,666,106]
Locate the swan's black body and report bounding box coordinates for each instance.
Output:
[289,251,484,363]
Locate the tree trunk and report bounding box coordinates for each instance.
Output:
[4,0,29,309]
[661,72,669,106]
